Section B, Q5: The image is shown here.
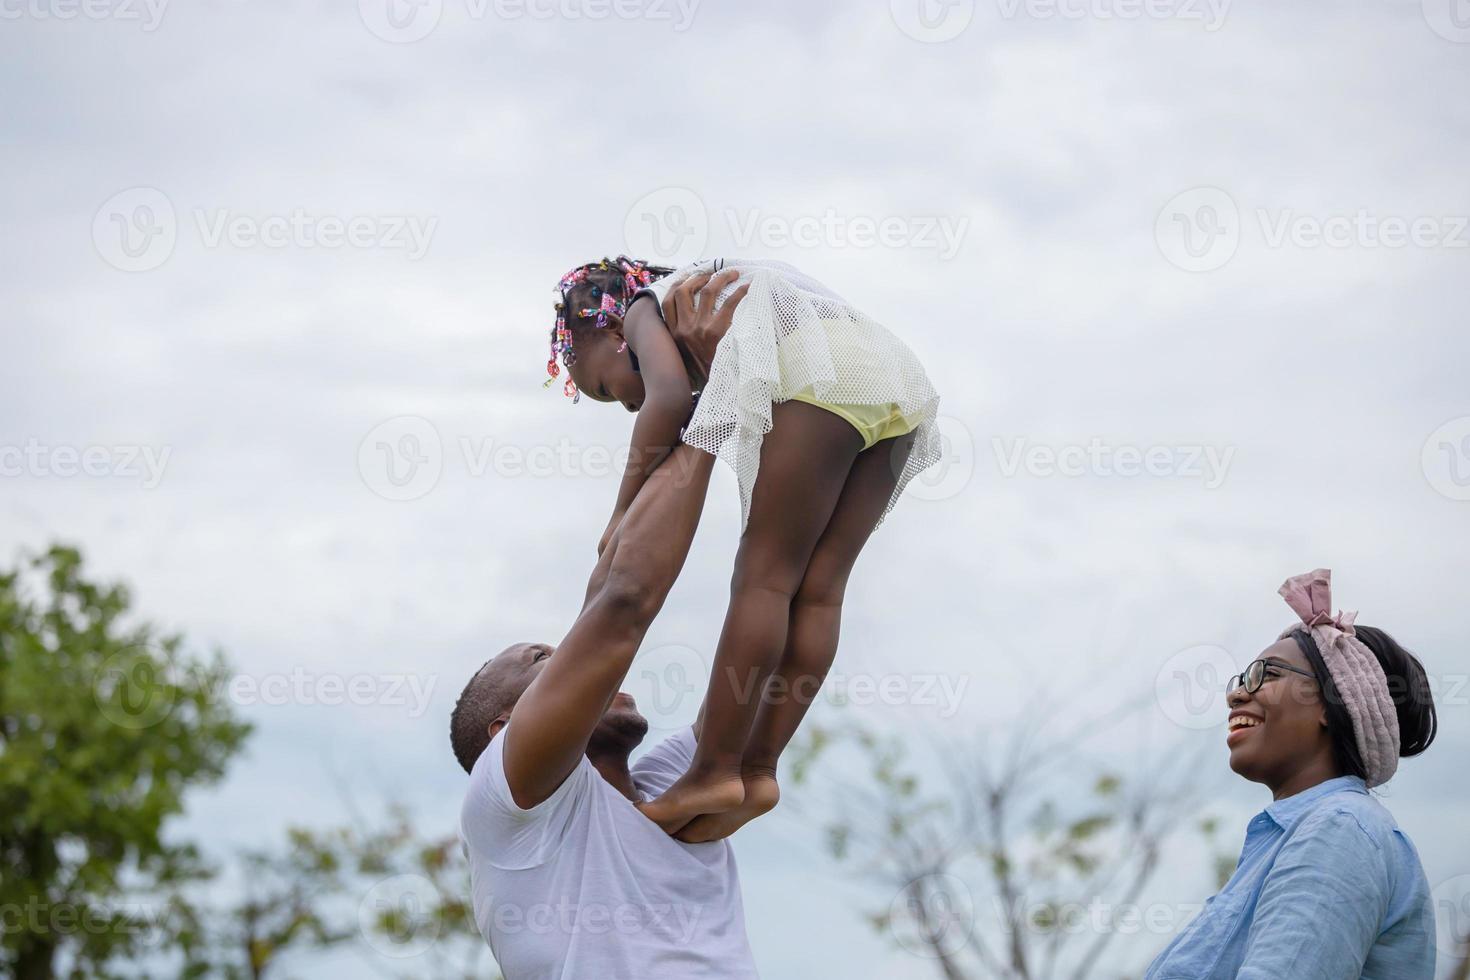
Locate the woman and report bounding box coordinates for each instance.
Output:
[1146,569,1439,979]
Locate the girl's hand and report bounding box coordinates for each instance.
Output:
[662,267,750,380]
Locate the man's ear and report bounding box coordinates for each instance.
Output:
[488,713,510,741]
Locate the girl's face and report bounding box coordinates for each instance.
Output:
[567,328,645,413]
[1225,638,1332,788]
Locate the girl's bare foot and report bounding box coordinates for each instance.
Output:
[637,769,746,835]
[673,772,780,844]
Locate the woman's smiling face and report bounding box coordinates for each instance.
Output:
[1225,637,1333,790]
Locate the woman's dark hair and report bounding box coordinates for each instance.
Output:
[1290,625,1438,780]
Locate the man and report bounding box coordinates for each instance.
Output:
[451,270,760,978]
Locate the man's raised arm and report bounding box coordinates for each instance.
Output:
[500,444,715,808]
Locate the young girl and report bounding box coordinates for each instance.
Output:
[544,255,941,842]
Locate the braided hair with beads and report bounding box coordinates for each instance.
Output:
[546,255,675,402]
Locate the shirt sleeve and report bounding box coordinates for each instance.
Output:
[630,727,696,798]
[459,725,594,871]
[1236,808,1393,980]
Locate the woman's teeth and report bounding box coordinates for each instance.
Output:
[1228,715,1262,730]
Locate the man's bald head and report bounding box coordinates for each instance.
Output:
[449,642,549,774]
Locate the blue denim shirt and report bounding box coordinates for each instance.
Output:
[1145,776,1435,979]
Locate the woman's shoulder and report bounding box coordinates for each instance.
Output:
[1294,782,1403,850]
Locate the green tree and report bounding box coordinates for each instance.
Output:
[277,807,496,980]
[0,545,251,979]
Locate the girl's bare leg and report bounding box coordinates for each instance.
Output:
[675,431,916,843]
[638,401,863,834]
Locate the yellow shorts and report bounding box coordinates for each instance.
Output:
[788,388,919,451]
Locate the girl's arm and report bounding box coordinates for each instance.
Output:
[601,296,693,547]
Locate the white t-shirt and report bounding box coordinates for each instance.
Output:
[461,726,760,979]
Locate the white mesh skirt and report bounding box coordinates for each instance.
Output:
[638,258,942,527]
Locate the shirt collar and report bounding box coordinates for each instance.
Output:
[1261,775,1367,831]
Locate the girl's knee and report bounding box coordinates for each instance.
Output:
[793,566,847,609]
[728,553,805,601]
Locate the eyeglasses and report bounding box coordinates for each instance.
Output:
[1226,658,1317,695]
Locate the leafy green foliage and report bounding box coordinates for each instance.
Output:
[0,545,252,979]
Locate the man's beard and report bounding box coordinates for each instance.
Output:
[587,707,649,756]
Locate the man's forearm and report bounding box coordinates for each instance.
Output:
[503,445,716,807]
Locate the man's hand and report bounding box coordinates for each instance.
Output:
[661,267,750,382]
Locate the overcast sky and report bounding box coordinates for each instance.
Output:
[4,0,1469,975]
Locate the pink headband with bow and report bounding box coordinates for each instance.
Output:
[1277,568,1400,787]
